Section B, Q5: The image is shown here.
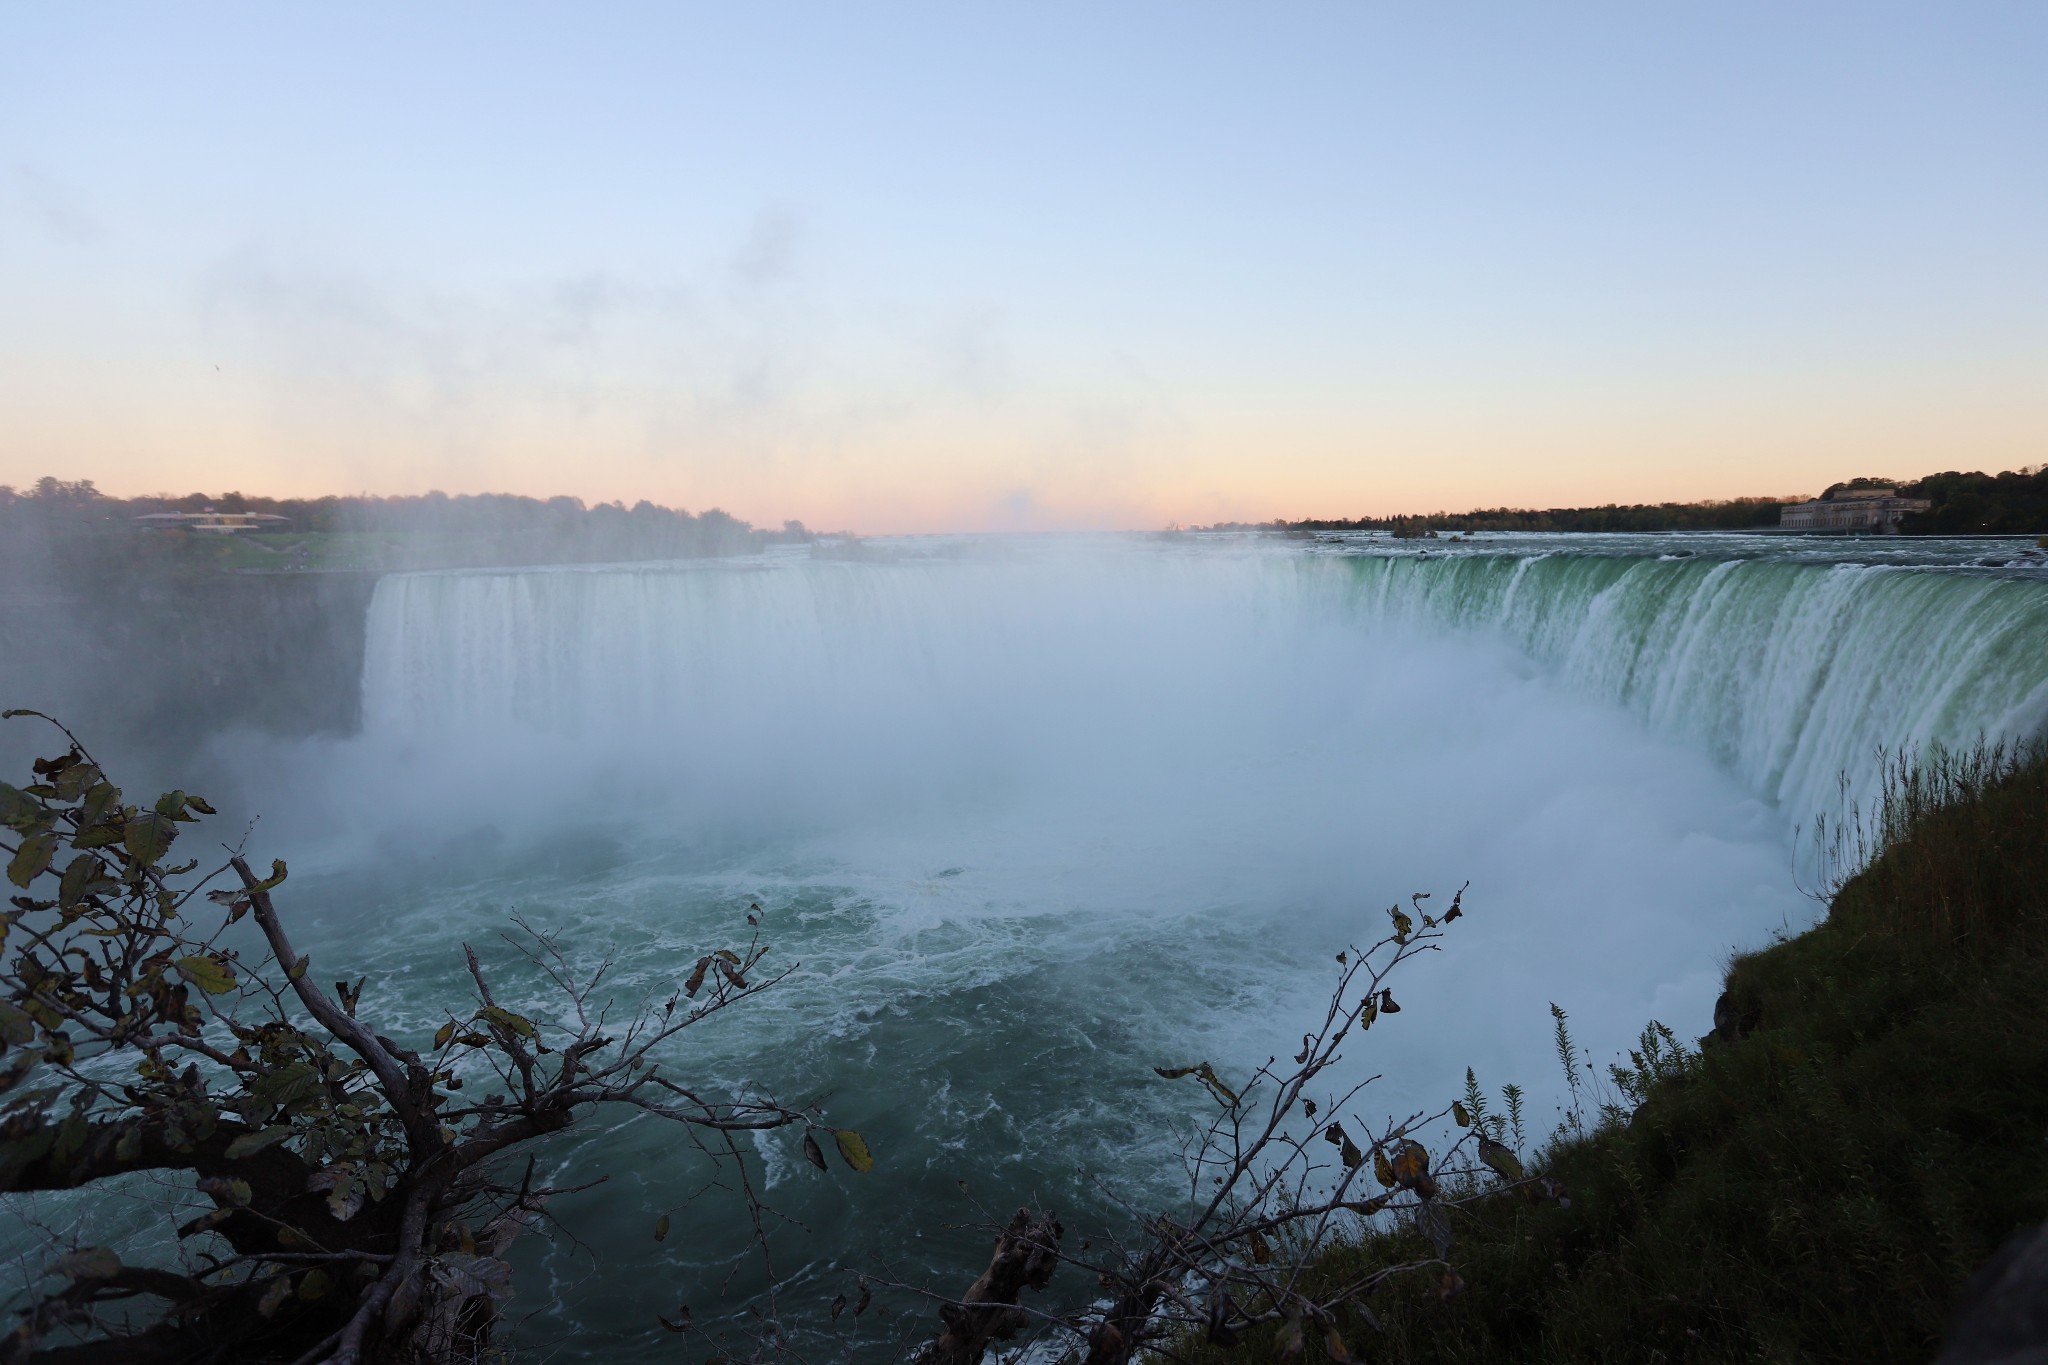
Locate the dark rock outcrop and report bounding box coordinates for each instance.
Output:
[1937,1222,2048,1365]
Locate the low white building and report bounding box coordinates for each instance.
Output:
[1778,487,1930,533]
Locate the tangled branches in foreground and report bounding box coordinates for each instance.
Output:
[0,712,868,1364]
[900,884,1564,1365]
[0,706,1552,1365]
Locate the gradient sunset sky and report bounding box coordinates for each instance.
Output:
[4,4,2044,532]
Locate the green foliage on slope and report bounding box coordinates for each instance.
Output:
[1899,467,2048,536]
[1194,744,2048,1365]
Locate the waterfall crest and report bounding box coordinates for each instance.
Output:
[1340,553,2048,818]
[361,546,2048,824]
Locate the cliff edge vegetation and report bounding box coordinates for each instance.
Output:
[1192,742,2048,1365]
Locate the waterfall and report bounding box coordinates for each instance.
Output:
[360,544,2048,827]
[326,539,2048,1361]
[1337,553,2048,819]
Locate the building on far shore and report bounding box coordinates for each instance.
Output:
[133,510,290,534]
[1778,486,1931,534]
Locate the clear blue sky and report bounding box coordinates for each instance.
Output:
[4,4,2043,529]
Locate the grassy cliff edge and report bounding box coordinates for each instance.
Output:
[1205,746,2048,1365]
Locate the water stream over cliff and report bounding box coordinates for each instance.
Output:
[232,534,2048,1358]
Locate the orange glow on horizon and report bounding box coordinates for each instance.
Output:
[8,381,2042,534]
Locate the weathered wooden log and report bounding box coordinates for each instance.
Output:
[917,1208,1064,1365]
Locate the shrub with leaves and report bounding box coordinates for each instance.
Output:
[1196,744,2048,1364]
[904,886,1557,1365]
[0,712,866,1364]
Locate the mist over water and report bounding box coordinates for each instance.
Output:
[194,535,2048,1359]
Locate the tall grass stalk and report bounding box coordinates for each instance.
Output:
[1190,742,2048,1364]
[1809,739,2048,949]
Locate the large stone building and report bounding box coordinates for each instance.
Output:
[1778,486,1931,533]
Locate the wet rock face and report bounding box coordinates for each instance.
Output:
[1936,1222,2048,1365]
[0,571,379,762]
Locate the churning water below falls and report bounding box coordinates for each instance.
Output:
[238,532,2048,1360]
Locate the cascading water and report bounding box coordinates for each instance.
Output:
[361,539,2048,826]
[235,535,2048,1359]
[1335,549,2048,819]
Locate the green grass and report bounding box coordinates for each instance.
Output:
[1202,744,2048,1364]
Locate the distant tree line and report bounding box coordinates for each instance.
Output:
[1202,464,2048,537]
[0,478,815,573]
[1201,498,1790,536]
[1895,467,2048,535]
